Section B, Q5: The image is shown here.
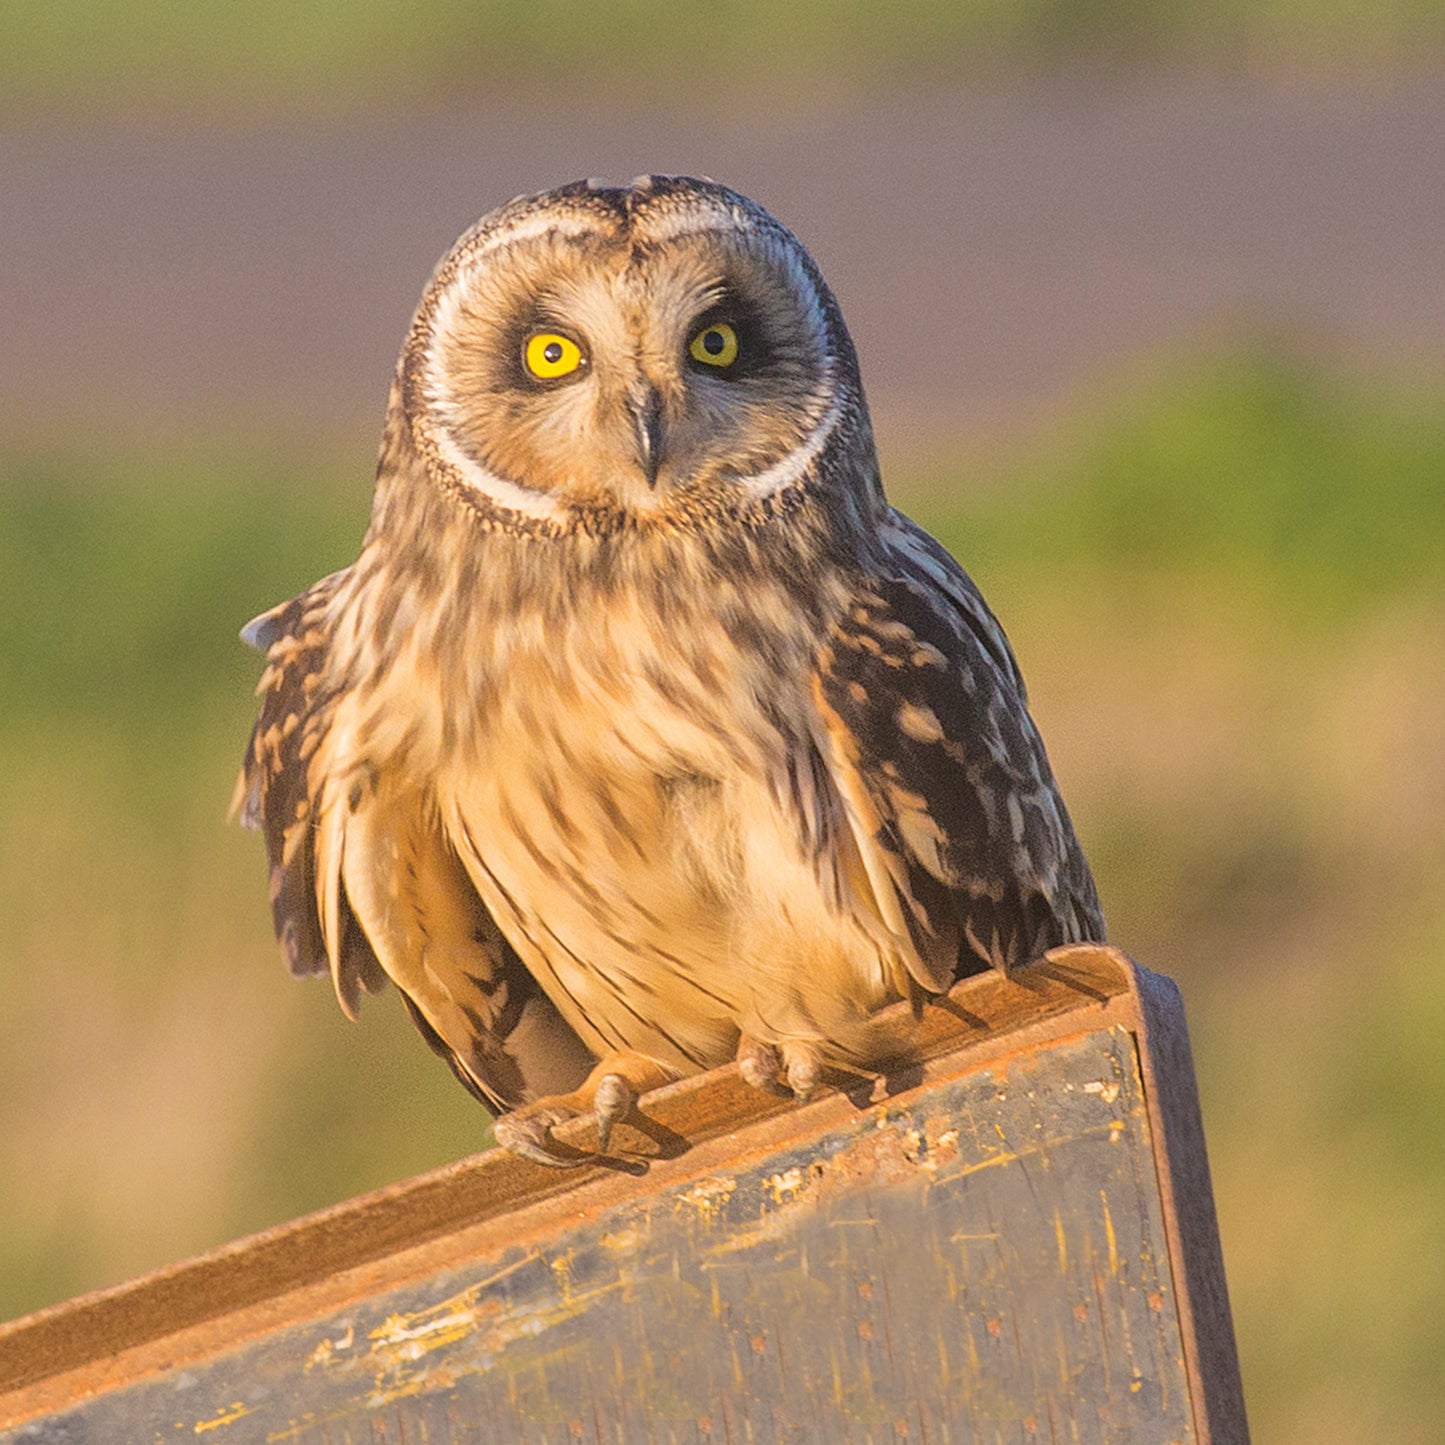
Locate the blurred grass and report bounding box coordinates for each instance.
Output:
[962,346,1445,621]
[1,345,1443,1439]
[4,0,1444,121]
[0,457,493,1313]
[925,347,1445,1442]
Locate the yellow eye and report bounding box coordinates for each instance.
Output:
[689,321,739,369]
[524,332,585,380]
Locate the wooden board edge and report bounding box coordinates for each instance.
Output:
[1125,961,1251,1445]
[0,945,1140,1420]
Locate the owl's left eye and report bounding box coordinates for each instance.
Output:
[524,332,586,380]
[688,321,739,369]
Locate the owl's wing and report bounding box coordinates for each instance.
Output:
[232,574,593,1115]
[231,572,379,993]
[809,514,1104,994]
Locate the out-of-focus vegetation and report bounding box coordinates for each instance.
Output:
[2,345,1443,1442]
[937,349,1445,1442]
[0,457,492,1315]
[4,0,1443,119]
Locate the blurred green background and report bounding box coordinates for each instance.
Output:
[2,7,1444,1440]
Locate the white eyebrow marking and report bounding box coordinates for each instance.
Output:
[637,209,746,244]
[455,210,598,266]
[736,384,842,498]
[656,218,840,500]
[413,211,601,523]
[429,420,567,522]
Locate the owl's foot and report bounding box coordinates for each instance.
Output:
[736,1034,823,1102]
[494,1052,679,1168]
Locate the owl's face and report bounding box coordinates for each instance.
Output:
[401,176,867,528]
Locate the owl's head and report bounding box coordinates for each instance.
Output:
[398,175,875,532]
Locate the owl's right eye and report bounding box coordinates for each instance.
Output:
[524,332,586,380]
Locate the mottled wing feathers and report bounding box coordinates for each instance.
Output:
[811,514,1104,987]
[231,571,385,1000]
[234,573,594,1115]
[333,785,596,1113]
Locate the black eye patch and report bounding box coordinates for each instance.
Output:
[686,292,772,380]
[498,303,589,390]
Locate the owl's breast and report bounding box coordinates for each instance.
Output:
[431,576,893,1069]
[430,599,772,1065]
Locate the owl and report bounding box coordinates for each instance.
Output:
[234,175,1104,1167]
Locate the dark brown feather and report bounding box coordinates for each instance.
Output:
[814,514,1105,982]
[232,573,363,983]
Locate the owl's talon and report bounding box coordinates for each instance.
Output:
[593,1073,633,1153]
[737,1035,823,1102]
[494,1053,679,1168]
[783,1041,823,1102]
[494,1106,590,1168]
[737,1035,784,1092]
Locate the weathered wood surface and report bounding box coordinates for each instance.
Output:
[0,945,1248,1443]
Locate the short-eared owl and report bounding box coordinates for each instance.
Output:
[235,176,1104,1166]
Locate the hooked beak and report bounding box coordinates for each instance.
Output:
[629,385,666,490]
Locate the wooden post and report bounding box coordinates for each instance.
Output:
[0,945,1248,1442]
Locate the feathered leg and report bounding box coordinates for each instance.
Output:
[735,1033,823,1101]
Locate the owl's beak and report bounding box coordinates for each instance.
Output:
[629,386,666,489]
